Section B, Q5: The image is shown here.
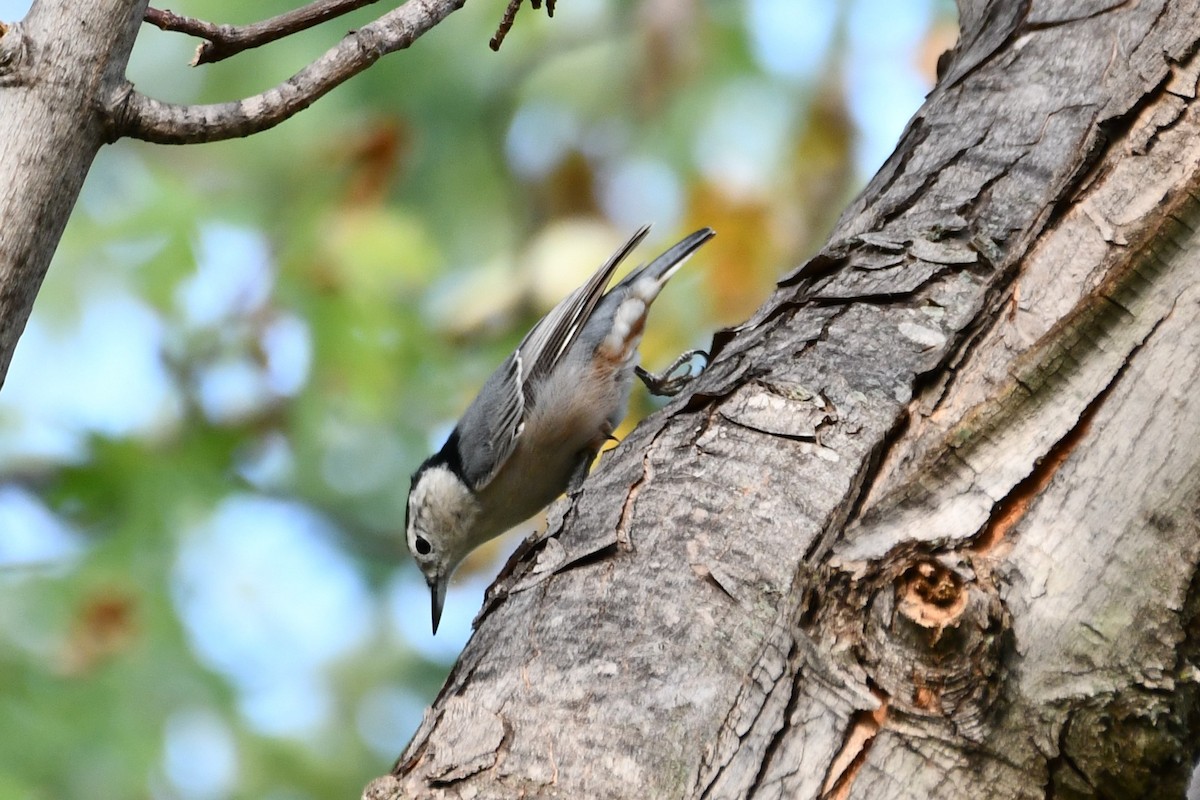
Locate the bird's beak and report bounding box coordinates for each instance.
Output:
[428,574,447,635]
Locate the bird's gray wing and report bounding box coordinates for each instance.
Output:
[464,225,651,490]
[518,225,651,387]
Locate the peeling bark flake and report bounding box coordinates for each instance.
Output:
[424,697,506,785]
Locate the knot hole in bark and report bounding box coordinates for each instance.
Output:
[856,555,1010,739]
[899,559,968,622]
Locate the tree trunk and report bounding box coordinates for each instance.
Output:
[380,1,1200,798]
[0,0,146,386]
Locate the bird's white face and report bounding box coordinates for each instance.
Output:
[405,463,480,632]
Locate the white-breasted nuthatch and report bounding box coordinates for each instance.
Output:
[406,225,715,632]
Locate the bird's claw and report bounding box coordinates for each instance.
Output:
[636,349,709,396]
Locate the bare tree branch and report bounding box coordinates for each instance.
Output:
[489,0,555,52]
[112,0,466,145]
[489,0,522,51]
[144,0,383,66]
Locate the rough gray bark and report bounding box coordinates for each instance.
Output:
[380,2,1200,798]
[0,0,147,388]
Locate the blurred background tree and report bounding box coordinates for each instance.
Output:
[0,0,953,797]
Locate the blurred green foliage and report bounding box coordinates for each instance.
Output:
[0,0,953,797]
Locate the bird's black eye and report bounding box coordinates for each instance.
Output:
[415,535,432,556]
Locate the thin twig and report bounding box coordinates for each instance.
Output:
[113,0,468,144]
[489,0,555,51]
[143,8,219,42]
[145,0,383,66]
[489,0,522,51]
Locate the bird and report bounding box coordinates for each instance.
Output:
[405,225,715,633]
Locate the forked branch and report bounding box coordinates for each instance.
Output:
[145,0,383,66]
[113,0,467,144]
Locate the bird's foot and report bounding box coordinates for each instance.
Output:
[636,349,709,396]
